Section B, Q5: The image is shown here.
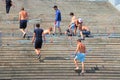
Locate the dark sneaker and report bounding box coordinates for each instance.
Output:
[60,33,62,35]
[39,59,44,62]
[52,33,56,35]
[37,54,41,59]
[23,33,26,38]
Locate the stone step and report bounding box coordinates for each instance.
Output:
[0,68,119,74]
[0,62,119,67]
[0,0,120,79]
[0,57,119,62]
[0,71,119,76]
[0,76,119,80]
[2,74,118,80]
[0,66,119,70]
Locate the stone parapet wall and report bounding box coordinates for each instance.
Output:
[108,0,120,11]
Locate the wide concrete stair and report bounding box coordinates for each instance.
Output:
[0,0,120,34]
[0,0,120,80]
[0,35,120,80]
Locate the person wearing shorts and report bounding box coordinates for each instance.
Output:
[74,39,86,74]
[76,18,84,39]
[53,5,62,35]
[4,0,12,14]
[65,18,76,41]
[82,26,91,37]
[19,7,28,38]
[70,23,76,34]
[69,12,77,35]
[20,20,27,29]
[32,23,45,59]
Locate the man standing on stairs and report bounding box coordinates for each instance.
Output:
[3,0,13,14]
[74,39,86,74]
[32,23,45,59]
[53,5,62,35]
[19,7,28,38]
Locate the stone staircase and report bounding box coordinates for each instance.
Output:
[0,35,120,80]
[0,0,120,80]
[0,0,120,34]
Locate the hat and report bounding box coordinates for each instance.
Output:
[78,18,83,23]
[53,5,57,8]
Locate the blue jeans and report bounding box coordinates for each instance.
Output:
[82,31,91,37]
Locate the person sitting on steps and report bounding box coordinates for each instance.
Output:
[81,26,91,37]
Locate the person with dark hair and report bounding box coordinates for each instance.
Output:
[32,23,45,59]
[19,7,28,38]
[4,0,13,14]
[74,39,86,74]
[53,5,62,35]
[69,12,77,35]
[64,12,77,40]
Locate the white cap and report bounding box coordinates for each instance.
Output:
[78,18,83,23]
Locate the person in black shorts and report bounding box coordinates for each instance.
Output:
[19,7,28,38]
[32,23,45,59]
[4,0,13,14]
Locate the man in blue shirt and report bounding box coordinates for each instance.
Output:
[53,5,62,35]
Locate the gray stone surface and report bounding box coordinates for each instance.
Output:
[0,31,2,47]
[0,0,120,80]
